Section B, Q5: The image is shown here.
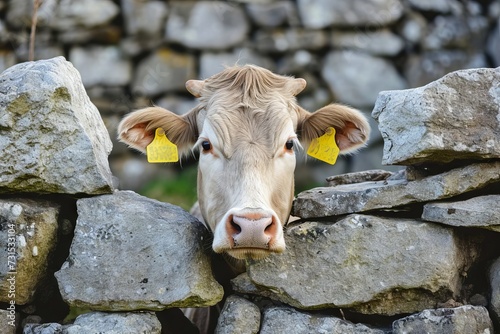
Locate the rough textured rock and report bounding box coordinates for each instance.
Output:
[392,305,494,334]
[330,29,404,56]
[422,16,489,50]
[238,215,471,315]
[0,309,17,334]
[55,191,223,311]
[0,198,59,305]
[49,0,119,30]
[132,48,196,96]
[373,67,500,165]
[422,195,500,232]
[260,307,384,334]
[293,162,500,218]
[0,57,114,195]
[24,312,161,334]
[165,2,249,50]
[490,257,500,325]
[296,0,404,28]
[215,295,261,334]
[322,51,406,108]
[69,46,132,87]
[326,169,392,186]
[246,2,299,28]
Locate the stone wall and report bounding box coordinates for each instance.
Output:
[0,57,499,333]
[1,0,499,196]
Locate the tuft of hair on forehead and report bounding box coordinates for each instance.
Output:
[200,65,299,107]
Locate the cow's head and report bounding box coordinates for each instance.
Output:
[118,65,370,261]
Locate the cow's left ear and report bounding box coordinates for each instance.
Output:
[296,104,370,154]
[118,106,199,154]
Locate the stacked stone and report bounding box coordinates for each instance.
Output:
[216,66,500,332]
[0,57,222,333]
[0,0,498,188]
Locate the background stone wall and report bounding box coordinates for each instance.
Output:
[1,0,499,208]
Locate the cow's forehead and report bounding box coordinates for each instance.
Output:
[199,102,296,159]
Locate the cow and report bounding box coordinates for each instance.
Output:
[118,64,370,268]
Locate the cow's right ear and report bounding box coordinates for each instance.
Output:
[117,106,198,154]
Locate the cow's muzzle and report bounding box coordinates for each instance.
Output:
[213,208,286,260]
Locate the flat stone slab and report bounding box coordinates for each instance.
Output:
[55,191,223,311]
[372,67,500,165]
[235,215,471,315]
[293,161,500,218]
[326,169,392,186]
[422,195,500,232]
[392,305,494,334]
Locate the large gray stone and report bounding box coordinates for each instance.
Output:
[55,191,223,311]
[296,0,404,29]
[24,311,162,334]
[246,2,299,28]
[120,0,168,36]
[322,51,406,108]
[373,67,500,166]
[215,295,261,334]
[132,48,196,96]
[49,0,119,30]
[293,162,500,218]
[260,306,383,333]
[65,312,161,334]
[0,57,114,195]
[422,195,500,232]
[254,29,329,53]
[238,215,471,315]
[330,29,404,56]
[165,2,249,50]
[490,257,500,326]
[392,305,493,334]
[69,46,132,87]
[0,198,59,305]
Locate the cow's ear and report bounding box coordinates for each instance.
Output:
[118,106,198,154]
[296,104,370,153]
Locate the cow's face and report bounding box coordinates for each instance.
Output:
[118,65,370,261]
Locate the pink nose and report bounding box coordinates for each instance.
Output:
[226,211,277,249]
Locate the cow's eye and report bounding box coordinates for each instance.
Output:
[201,140,211,151]
[285,140,294,150]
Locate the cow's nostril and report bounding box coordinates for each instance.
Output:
[264,222,273,231]
[230,220,242,233]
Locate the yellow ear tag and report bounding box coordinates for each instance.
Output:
[307,127,340,165]
[146,128,179,163]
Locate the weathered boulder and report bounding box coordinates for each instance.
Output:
[296,0,404,29]
[55,191,223,311]
[132,48,196,96]
[322,51,407,108]
[69,46,132,87]
[215,295,261,334]
[372,67,500,166]
[235,215,473,315]
[422,195,500,232]
[259,306,384,334]
[0,198,59,305]
[0,57,114,195]
[392,305,494,334]
[293,162,500,218]
[165,2,249,50]
[24,312,161,334]
[490,257,500,326]
[246,2,299,28]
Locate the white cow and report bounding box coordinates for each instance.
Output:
[118,65,370,265]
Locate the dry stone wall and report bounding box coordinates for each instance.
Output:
[0,57,499,333]
[0,0,498,189]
